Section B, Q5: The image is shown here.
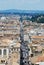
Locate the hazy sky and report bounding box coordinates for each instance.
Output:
[0,0,44,10]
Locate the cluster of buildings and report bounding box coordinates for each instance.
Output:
[23,21,44,65]
[0,16,20,65]
[0,16,44,65]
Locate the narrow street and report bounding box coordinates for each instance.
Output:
[20,18,30,65]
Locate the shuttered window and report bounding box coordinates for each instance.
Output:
[3,49,6,55]
[0,49,2,55]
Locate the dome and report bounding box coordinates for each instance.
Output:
[9,40,16,46]
[30,30,35,34]
[1,17,6,20]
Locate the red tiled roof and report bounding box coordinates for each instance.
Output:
[37,56,44,62]
[32,36,44,39]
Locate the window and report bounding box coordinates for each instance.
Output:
[0,49,2,55]
[35,64,39,65]
[3,49,6,55]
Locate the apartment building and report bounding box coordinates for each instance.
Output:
[0,17,21,65]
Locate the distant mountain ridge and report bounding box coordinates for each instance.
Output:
[0,9,44,14]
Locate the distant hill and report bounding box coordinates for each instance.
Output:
[0,9,44,14]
